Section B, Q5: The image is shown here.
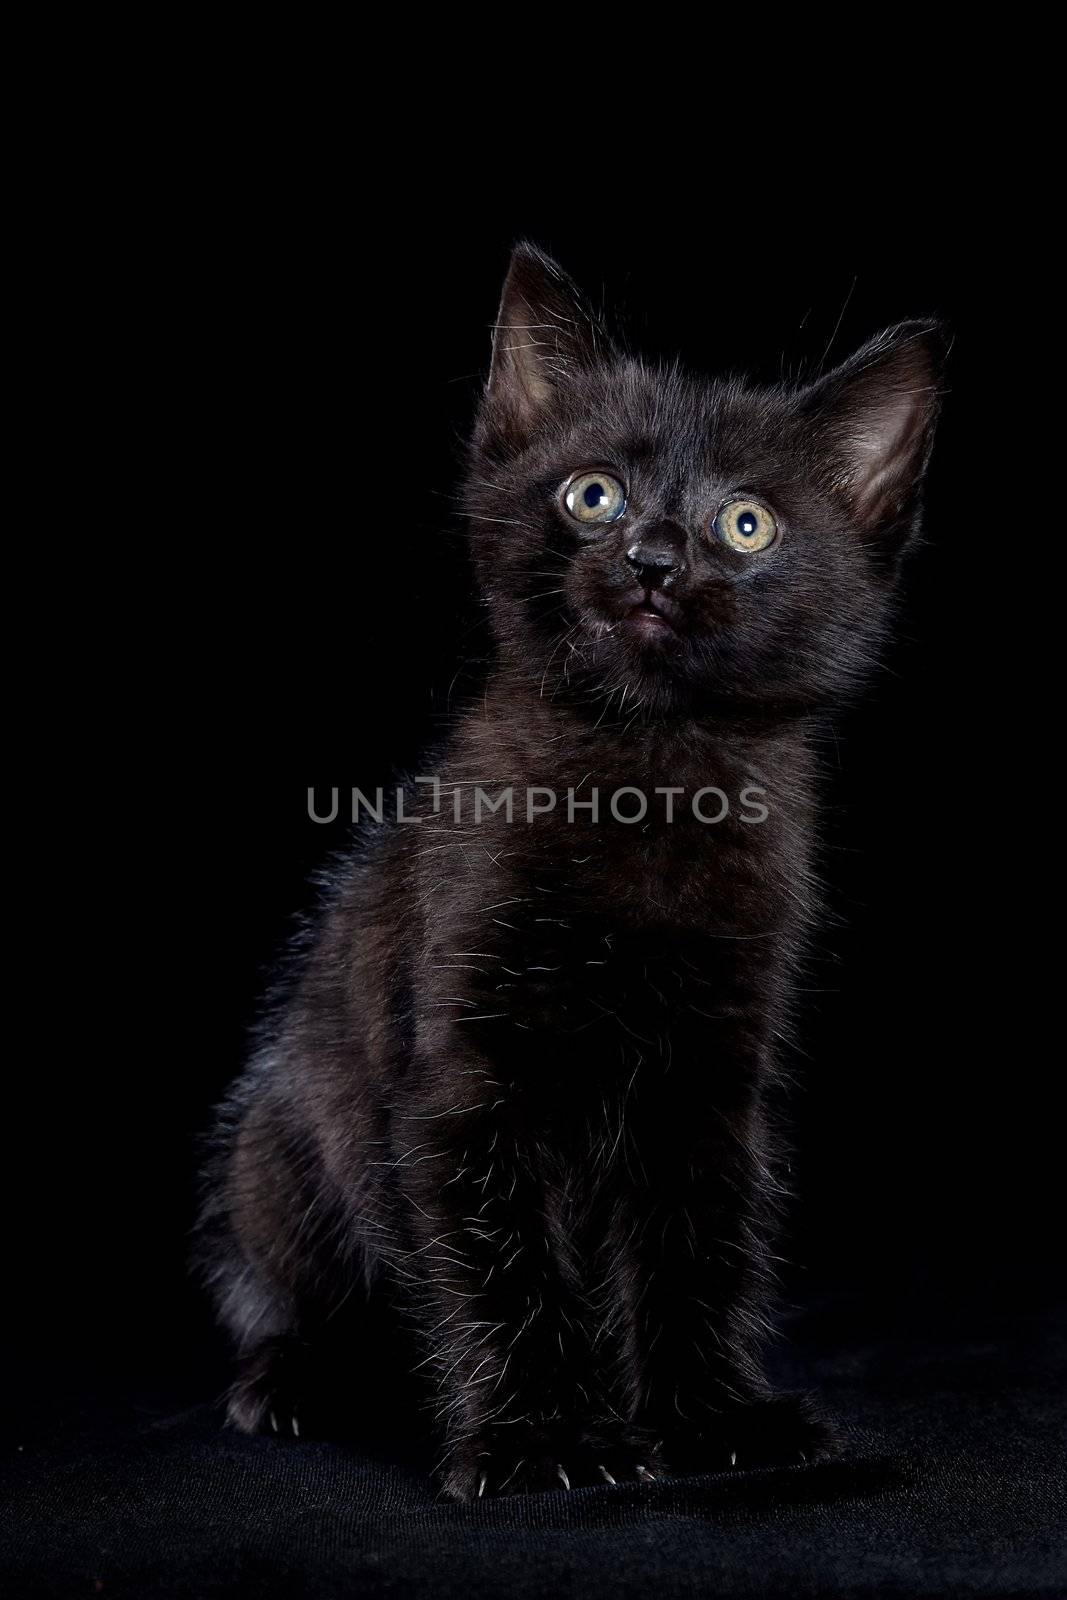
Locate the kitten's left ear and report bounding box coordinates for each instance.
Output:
[481,243,608,448]
[802,320,947,542]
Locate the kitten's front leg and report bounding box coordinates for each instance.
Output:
[392,1075,654,1498]
[633,1091,837,1473]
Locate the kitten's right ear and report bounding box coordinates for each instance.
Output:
[482,243,605,447]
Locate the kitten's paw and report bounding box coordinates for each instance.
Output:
[440,1423,664,1500]
[662,1394,840,1474]
[225,1336,309,1439]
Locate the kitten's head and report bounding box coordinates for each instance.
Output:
[465,244,945,722]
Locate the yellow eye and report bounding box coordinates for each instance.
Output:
[714,499,778,553]
[563,470,627,525]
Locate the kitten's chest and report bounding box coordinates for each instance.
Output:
[418,802,793,1078]
[499,911,659,1036]
[482,887,771,1056]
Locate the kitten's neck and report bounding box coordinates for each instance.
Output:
[459,676,820,799]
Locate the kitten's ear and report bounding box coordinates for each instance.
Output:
[483,243,606,446]
[802,321,947,541]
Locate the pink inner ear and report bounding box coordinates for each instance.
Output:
[848,388,927,501]
[490,294,558,428]
[483,244,606,446]
[826,328,942,531]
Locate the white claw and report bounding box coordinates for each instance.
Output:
[477,1472,488,1499]
[269,1411,279,1434]
[636,1465,656,1482]
[730,1451,737,1467]
[557,1464,571,1491]
[292,1414,300,1438]
[598,1464,617,1486]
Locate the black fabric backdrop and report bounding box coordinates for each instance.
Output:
[7,134,1062,1596]
[4,1297,1065,1597]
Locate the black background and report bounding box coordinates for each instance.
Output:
[22,172,1053,1410]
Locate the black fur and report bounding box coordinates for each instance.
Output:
[195,245,944,1498]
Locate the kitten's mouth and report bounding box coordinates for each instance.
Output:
[623,592,680,637]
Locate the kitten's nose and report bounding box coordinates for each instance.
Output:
[625,526,687,589]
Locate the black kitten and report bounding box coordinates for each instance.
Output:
[197,245,943,1498]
